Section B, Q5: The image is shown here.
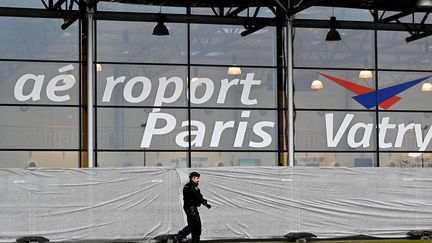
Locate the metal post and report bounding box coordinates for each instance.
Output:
[287,13,294,166]
[87,8,95,168]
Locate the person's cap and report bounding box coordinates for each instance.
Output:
[189,171,200,178]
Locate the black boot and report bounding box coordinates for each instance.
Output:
[173,234,182,243]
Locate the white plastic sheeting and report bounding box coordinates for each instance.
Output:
[0,166,431,242]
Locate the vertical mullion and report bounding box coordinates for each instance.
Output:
[276,25,283,166]
[78,16,82,168]
[187,6,192,168]
[375,29,380,167]
[94,14,98,167]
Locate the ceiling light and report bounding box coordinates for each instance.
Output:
[227,67,241,75]
[190,68,200,83]
[63,74,76,84]
[227,54,241,75]
[325,16,341,41]
[152,14,169,36]
[408,153,421,158]
[421,82,432,91]
[62,32,72,38]
[190,77,200,82]
[311,79,323,89]
[417,0,432,7]
[359,70,373,79]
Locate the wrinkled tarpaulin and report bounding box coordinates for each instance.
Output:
[0,167,431,242]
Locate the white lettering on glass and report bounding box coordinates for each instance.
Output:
[14,64,76,102]
[14,68,275,149]
[325,113,432,156]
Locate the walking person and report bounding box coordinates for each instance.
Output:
[174,172,211,243]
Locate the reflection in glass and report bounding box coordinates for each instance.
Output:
[0,151,79,168]
[421,82,432,91]
[294,28,374,68]
[97,151,188,167]
[97,21,187,63]
[377,71,432,110]
[358,70,373,79]
[0,61,79,105]
[191,152,277,167]
[380,153,432,167]
[294,69,375,109]
[190,24,276,66]
[310,79,323,89]
[295,111,376,151]
[294,152,376,167]
[227,55,241,75]
[0,17,79,60]
[378,31,432,70]
[96,64,103,72]
[97,108,188,150]
[0,107,79,149]
[189,66,277,108]
[378,112,432,152]
[190,109,277,150]
[96,64,187,107]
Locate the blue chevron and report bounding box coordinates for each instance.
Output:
[352,76,431,109]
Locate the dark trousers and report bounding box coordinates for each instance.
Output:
[178,206,202,243]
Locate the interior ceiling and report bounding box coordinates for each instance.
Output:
[98,0,425,13]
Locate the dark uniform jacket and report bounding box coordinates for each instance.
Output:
[183,181,208,210]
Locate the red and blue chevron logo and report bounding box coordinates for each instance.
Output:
[320,73,431,110]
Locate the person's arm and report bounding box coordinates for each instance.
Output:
[193,188,211,208]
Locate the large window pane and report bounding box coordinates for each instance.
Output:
[191,152,278,167]
[294,69,375,110]
[295,111,376,151]
[0,62,79,105]
[97,108,188,150]
[0,107,79,149]
[189,66,277,108]
[377,71,432,110]
[294,28,375,69]
[190,24,276,66]
[190,109,277,150]
[0,151,79,168]
[97,21,187,63]
[294,152,377,167]
[379,153,432,167]
[96,64,187,107]
[0,17,79,61]
[97,151,188,167]
[378,112,432,152]
[378,31,432,70]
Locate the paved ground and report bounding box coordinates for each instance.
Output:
[18,236,425,243]
[60,239,284,243]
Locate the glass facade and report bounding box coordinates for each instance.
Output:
[1,3,431,168]
[95,19,282,167]
[294,27,432,167]
[0,15,81,168]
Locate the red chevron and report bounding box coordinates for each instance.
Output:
[319,73,401,110]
